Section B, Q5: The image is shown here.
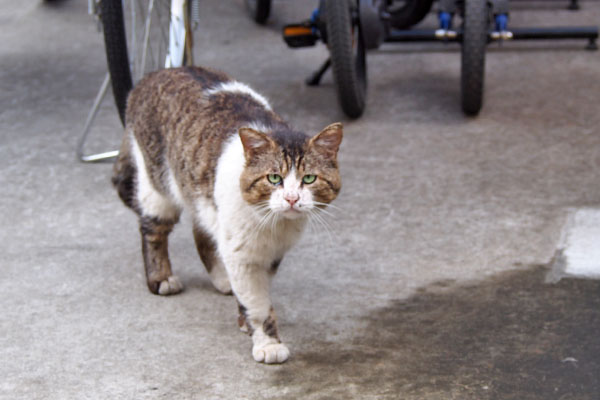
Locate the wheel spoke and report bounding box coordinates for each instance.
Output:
[101,0,194,124]
[154,1,171,67]
[140,0,155,81]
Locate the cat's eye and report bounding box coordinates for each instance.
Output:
[267,174,282,185]
[302,175,317,185]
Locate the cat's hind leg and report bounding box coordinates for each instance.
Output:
[139,216,182,295]
[112,132,138,211]
[193,225,232,295]
[125,132,183,295]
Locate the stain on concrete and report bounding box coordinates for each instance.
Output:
[272,266,600,399]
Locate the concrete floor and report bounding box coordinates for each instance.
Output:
[1,0,599,399]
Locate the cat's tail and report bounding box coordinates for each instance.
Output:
[112,130,138,212]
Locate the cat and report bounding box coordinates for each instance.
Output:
[111,66,343,364]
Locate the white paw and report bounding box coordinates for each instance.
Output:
[157,276,183,295]
[209,268,232,295]
[252,343,290,364]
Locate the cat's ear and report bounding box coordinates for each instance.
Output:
[239,127,275,159]
[309,122,343,158]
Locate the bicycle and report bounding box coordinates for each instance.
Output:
[78,0,198,162]
[282,0,597,118]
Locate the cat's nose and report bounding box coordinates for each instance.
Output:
[284,192,299,207]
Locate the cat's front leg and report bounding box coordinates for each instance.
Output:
[228,261,289,364]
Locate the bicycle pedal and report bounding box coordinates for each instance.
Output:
[283,23,319,48]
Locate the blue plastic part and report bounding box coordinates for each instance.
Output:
[310,7,320,23]
[438,11,452,30]
[310,7,320,35]
[495,14,508,31]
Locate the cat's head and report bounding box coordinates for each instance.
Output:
[239,122,343,220]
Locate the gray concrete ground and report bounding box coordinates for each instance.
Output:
[1,0,599,399]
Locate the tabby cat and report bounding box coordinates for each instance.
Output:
[112,66,343,364]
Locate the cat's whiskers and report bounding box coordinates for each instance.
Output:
[246,204,273,241]
[306,214,321,235]
[311,205,336,219]
[249,202,286,244]
[309,218,333,247]
[255,209,275,234]
[306,206,334,245]
[312,200,345,215]
[252,201,272,215]
[272,211,285,241]
[310,208,333,231]
[308,202,339,224]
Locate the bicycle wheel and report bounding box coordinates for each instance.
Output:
[387,0,434,29]
[325,0,367,119]
[101,0,194,125]
[461,0,488,116]
[245,0,271,25]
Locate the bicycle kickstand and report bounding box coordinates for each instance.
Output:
[306,58,331,86]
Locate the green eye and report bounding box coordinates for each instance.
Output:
[302,175,317,184]
[267,174,282,185]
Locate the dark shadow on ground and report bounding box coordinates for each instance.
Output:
[272,266,600,399]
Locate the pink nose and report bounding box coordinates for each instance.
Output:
[284,193,299,207]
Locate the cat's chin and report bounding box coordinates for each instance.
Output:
[280,208,305,220]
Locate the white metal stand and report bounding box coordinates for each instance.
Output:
[77,73,119,163]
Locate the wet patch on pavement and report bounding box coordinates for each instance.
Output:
[272,266,600,399]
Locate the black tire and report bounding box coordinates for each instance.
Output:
[101,0,194,126]
[325,0,367,119]
[101,0,133,125]
[461,0,488,116]
[387,0,435,29]
[245,0,271,25]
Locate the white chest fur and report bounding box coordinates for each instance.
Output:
[208,136,306,268]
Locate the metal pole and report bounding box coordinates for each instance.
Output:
[77,73,120,163]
